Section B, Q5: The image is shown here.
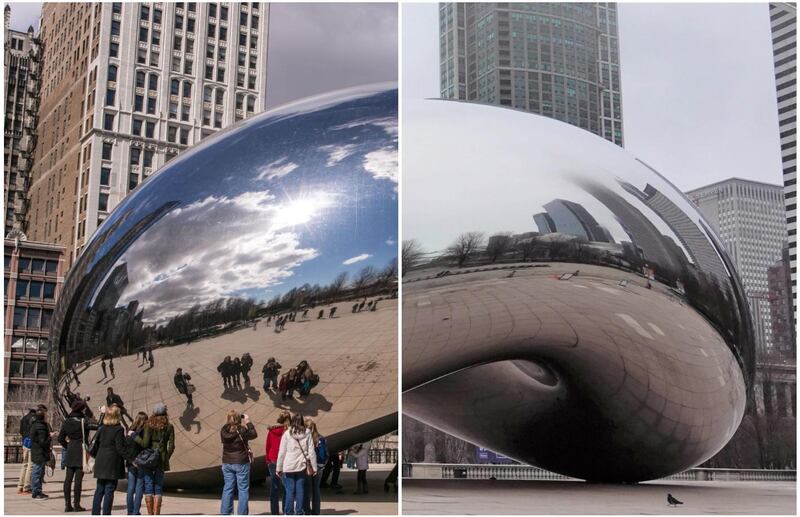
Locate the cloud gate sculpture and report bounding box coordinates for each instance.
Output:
[402,99,754,482]
[50,86,398,487]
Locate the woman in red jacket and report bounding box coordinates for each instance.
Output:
[265,411,290,515]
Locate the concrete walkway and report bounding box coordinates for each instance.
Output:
[402,478,796,514]
[4,464,397,515]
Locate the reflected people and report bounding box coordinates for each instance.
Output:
[49,86,399,488]
[402,99,754,482]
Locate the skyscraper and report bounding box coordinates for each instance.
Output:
[3,6,41,237]
[439,2,623,146]
[27,2,269,266]
[687,178,786,353]
[769,3,796,319]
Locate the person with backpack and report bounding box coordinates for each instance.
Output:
[58,400,90,512]
[91,405,132,514]
[276,414,317,516]
[16,406,39,495]
[220,410,258,515]
[30,406,54,500]
[352,442,371,495]
[262,358,281,392]
[135,404,175,515]
[125,412,148,515]
[265,411,290,515]
[303,419,328,515]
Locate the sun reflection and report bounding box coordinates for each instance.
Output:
[272,191,335,230]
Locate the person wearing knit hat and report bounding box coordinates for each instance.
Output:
[59,400,90,512]
[135,403,175,514]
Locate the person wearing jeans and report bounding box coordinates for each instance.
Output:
[17,407,37,494]
[29,407,53,500]
[125,412,148,515]
[276,414,317,516]
[265,411,290,515]
[136,404,175,515]
[91,406,131,515]
[220,410,258,515]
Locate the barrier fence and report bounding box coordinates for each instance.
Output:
[403,463,796,482]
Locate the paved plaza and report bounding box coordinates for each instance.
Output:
[4,464,397,515]
[65,298,397,481]
[402,479,796,514]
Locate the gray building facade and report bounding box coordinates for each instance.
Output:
[440,2,624,146]
[687,179,787,354]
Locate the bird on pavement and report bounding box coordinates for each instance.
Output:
[667,494,684,507]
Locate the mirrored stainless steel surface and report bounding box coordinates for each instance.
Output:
[402,99,753,482]
[50,85,398,487]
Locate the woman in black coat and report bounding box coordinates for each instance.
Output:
[58,401,90,512]
[91,406,132,515]
[29,409,53,500]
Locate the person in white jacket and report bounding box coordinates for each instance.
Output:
[352,441,370,494]
[276,414,317,515]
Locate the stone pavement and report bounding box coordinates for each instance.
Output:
[4,464,397,515]
[402,479,796,514]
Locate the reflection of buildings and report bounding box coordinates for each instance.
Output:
[767,247,795,359]
[769,3,796,321]
[26,3,271,267]
[581,180,685,276]
[687,179,786,354]
[3,6,41,236]
[534,199,613,243]
[439,2,624,146]
[623,182,729,284]
[3,237,64,449]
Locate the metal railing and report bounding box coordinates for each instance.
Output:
[403,463,796,482]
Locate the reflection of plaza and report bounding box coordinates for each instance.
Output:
[65,297,397,486]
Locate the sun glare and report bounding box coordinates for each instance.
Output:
[273,192,333,230]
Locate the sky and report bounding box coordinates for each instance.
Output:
[401,2,784,192]
[6,2,398,108]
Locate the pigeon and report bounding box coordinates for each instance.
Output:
[667,494,683,507]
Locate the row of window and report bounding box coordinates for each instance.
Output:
[12,306,54,330]
[14,279,57,301]
[4,256,59,275]
[10,335,50,353]
[8,358,48,379]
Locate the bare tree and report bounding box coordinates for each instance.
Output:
[352,266,377,295]
[486,234,512,263]
[448,232,485,267]
[329,272,349,299]
[402,239,425,275]
[515,237,540,262]
[378,258,398,286]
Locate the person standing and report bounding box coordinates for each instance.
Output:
[262,358,281,392]
[220,410,257,515]
[173,368,193,405]
[303,419,328,515]
[232,357,243,388]
[101,359,107,379]
[125,412,148,515]
[265,411,290,515]
[106,388,132,426]
[218,357,232,389]
[276,414,317,516]
[352,442,370,494]
[136,404,175,515]
[148,350,154,369]
[91,405,131,514]
[29,407,54,500]
[319,451,342,490]
[240,353,253,385]
[109,357,115,378]
[58,400,90,512]
[16,406,38,495]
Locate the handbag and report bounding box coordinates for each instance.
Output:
[134,447,161,470]
[80,418,95,473]
[236,428,254,463]
[294,436,315,476]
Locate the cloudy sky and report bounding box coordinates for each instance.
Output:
[7,3,398,107]
[402,2,784,192]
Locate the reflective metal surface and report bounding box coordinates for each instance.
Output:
[402,99,753,482]
[50,86,398,487]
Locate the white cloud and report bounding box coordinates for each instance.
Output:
[331,116,398,139]
[385,239,396,245]
[256,157,299,180]
[363,147,398,183]
[319,144,359,166]
[342,253,372,265]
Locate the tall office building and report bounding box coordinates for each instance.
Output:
[687,178,786,353]
[440,2,624,146]
[27,2,269,267]
[769,3,796,318]
[3,6,41,237]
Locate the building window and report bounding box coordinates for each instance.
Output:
[183,60,193,75]
[150,51,159,67]
[110,42,119,57]
[112,2,121,14]
[130,148,141,165]
[209,3,217,17]
[215,89,224,105]
[221,5,228,20]
[43,282,55,300]
[147,97,156,114]
[102,142,113,160]
[148,74,158,90]
[248,74,256,90]
[214,111,222,128]
[208,23,216,38]
[237,71,245,87]
[167,126,177,143]
[100,167,111,186]
[181,104,190,121]
[139,27,148,43]
[153,8,162,24]
[174,37,182,52]
[145,121,155,138]
[175,15,183,30]
[236,93,244,110]
[111,20,120,36]
[105,89,116,106]
[250,35,257,49]
[179,128,189,145]
[140,5,150,20]
[219,26,227,40]
[151,30,160,46]
[239,33,247,46]
[98,193,109,212]
[251,15,259,29]
[187,18,195,33]
[247,96,255,112]
[104,113,114,130]
[206,43,215,59]
[143,150,154,167]
[170,79,180,95]
[203,109,211,125]
[169,102,178,119]
[217,67,225,82]
[240,11,248,25]
[134,95,144,112]
[137,48,147,64]
[108,64,118,82]
[205,64,214,80]
[182,81,192,98]
[129,173,139,191]
[132,118,143,136]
